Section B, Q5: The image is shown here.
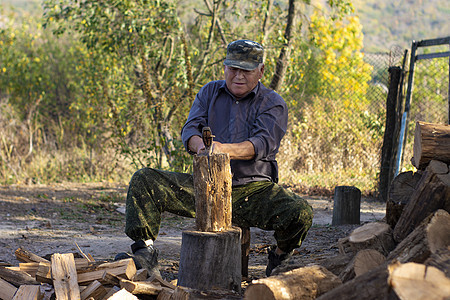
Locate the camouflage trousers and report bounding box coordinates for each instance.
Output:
[125,168,313,252]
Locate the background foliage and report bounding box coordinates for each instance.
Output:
[0,0,447,196]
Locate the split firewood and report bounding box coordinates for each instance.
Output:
[388,262,450,300]
[102,272,121,286]
[11,285,42,300]
[80,280,107,300]
[425,246,450,277]
[338,222,395,256]
[244,265,342,300]
[0,277,17,300]
[148,274,177,290]
[14,248,49,264]
[104,288,139,300]
[339,249,386,282]
[51,253,80,300]
[393,163,450,242]
[386,171,422,227]
[101,286,121,300]
[412,121,450,170]
[120,279,162,295]
[0,267,40,287]
[77,258,136,285]
[35,262,52,284]
[132,269,148,281]
[387,209,450,263]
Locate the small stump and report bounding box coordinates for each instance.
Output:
[332,186,361,225]
[178,227,242,292]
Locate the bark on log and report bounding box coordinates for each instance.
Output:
[425,246,450,278]
[388,262,450,300]
[177,227,241,293]
[387,209,450,263]
[193,153,232,232]
[272,253,354,278]
[413,121,450,170]
[332,186,361,225]
[386,171,422,227]
[316,263,398,300]
[393,164,450,242]
[244,265,342,300]
[338,222,395,256]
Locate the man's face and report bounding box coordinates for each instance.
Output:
[224,64,264,99]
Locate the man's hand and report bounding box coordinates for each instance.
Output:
[188,135,206,154]
[188,135,255,160]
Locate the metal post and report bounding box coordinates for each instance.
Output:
[394,41,417,176]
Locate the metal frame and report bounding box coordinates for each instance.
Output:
[394,36,450,176]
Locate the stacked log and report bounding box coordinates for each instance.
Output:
[245,121,450,300]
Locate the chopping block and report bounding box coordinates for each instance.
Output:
[177,152,242,293]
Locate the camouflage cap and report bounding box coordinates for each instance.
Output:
[224,40,264,71]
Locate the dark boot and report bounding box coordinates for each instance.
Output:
[115,240,160,277]
[265,245,292,277]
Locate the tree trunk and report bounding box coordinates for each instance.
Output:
[245,265,342,300]
[412,121,450,170]
[269,0,298,91]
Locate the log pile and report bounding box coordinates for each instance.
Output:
[0,247,241,300]
[245,121,450,300]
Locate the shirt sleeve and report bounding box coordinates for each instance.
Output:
[248,92,288,161]
[181,84,210,154]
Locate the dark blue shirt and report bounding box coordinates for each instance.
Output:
[181,80,288,186]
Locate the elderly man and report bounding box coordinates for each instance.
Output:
[116,39,313,277]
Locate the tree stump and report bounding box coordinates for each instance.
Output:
[332,186,361,225]
[178,227,242,292]
[178,152,241,293]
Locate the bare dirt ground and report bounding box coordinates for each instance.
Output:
[0,182,386,285]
